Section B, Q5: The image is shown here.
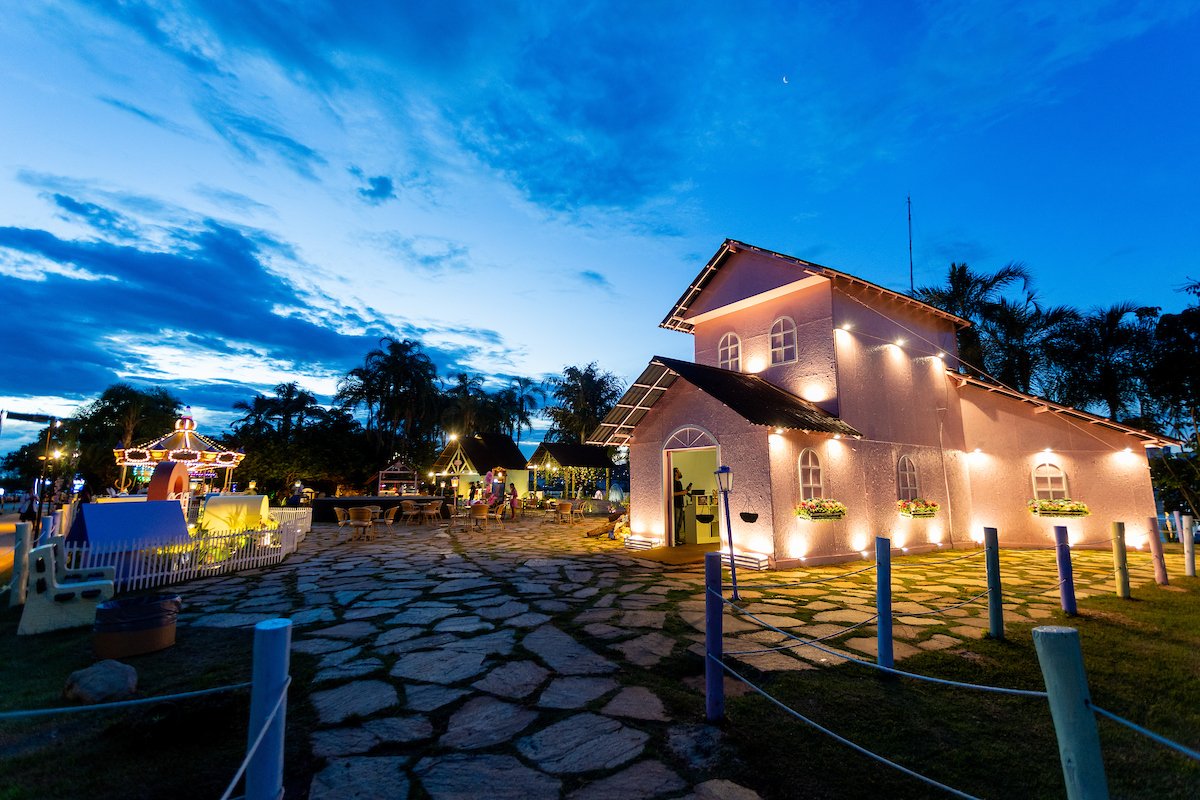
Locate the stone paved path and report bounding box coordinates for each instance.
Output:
[173,516,1183,798]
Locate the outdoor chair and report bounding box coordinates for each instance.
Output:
[347,507,375,541]
[364,505,383,519]
[555,501,573,524]
[486,502,504,525]
[400,500,422,526]
[333,507,350,528]
[469,503,489,529]
[570,502,586,525]
[421,501,442,526]
[376,506,400,531]
[18,544,115,635]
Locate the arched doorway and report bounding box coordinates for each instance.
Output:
[663,426,721,548]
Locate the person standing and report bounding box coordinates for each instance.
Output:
[672,467,691,546]
[508,482,519,520]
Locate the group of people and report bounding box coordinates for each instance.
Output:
[467,472,520,519]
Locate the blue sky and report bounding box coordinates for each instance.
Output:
[1,1,1198,452]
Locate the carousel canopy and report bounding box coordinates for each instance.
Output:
[113,409,244,473]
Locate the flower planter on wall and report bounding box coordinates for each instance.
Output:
[897,499,940,519]
[796,511,845,521]
[1027,499,1090,518]
[899,510,938,519]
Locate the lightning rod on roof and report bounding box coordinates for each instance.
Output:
[907,195,914,293]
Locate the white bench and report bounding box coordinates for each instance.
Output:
[17,544,116,635]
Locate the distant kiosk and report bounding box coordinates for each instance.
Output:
[377,459,419,495]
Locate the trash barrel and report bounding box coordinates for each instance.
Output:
[93,595,182,659]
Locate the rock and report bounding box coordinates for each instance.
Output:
[64,660,137,704]
[440,696,539,749]
[311,680,400,725]
[472,660,550,699]
[517,713,648,773]
[667,724,723,771]
[309,756,408,800]
[690,779,763,800]
[415,754,560,800]
[435,615,494,633]
[567,760,686,799]
[610,632,675,667]
[537,676,620,709]
[312,621,380,639]
[390,649,488,684]
[293,638,353,655]
[406,685,470,712]
[601,687,669,721]
[311,715,433,757]
[477,600,530,619]
[290,608,337,626]
[522,625,617,675]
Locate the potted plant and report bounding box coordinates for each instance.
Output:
[1027,498,1090,518]
[794,498,847,521]
[897,498,940,518]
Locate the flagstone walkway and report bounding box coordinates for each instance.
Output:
[173,517,1183,799]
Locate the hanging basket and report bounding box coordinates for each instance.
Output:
[899,509,938,519]
[1028,499,1090,518]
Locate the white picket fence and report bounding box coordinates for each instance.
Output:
[62,522,300,593]
[268,507,312,535]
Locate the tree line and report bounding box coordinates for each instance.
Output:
[1,340,625,499]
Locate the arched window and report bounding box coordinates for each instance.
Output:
[1032,463,1068,500]
[663,426,717,451]
[770,317,797,364]
[896,455,919,501]
[799,448,823,500]
[718,333,741,371]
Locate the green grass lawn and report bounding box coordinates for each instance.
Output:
[0,601,318,800]
[690,579,1200,799]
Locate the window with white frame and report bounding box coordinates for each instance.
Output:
[770,317,797,364]
[718,333,741,371]
[1032,463,1068,500]
[897,455,919,501]
[799,448,823,499]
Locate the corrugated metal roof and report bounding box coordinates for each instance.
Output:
[526,442,615,469]
[587,356,861,446]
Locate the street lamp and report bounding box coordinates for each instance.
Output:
[714,465,740,600]
[33,419,61,540]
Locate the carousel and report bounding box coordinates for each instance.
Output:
[112,408,245,492]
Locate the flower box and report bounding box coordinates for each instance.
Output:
[794,499,847,521]
[897,499,940,519]
[1027,499,1090,518]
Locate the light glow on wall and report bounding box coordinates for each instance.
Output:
[850,531,869,552]
[970,527,986,543]
[892,531,907,549]
[786,532,810,559]
[746,356,766,373]
[1115,448,1138,466]
[926,522,944,544]
[801,384,828,403]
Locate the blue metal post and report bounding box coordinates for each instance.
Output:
[1145,517,1169,585]
[704,551,725,722]
[1053,526,1078,616]
[719,482,740,601]
[1032,626,1110,800]
[875,536,893,669]
[246,618,292,800]
[983,527,1004,640]
[1110,522,1130,600]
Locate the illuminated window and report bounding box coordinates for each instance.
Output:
[1032,463,1068,500]
[799,448,823,500]
[770,317,797,364]
[718,333,741,371]
[897,455,919,501]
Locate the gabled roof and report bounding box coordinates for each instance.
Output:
[951,372,1182,447]
[587,356,862,446]
[660,239,970,333]
[527,442,615,470]
[432,433,527,475]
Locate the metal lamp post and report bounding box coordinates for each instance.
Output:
[33,419,61,539]
[714,465,740,600]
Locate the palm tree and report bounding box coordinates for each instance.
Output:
[977,293,1078,395]
[544,363,624,443]
[1046,302,1156,421]
[914,262,1031,375]
[442,372,485,435]
[339,337,439,459]
[232,394,276,438]
[509,377,545,444]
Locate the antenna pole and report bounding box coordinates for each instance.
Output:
[907,195,914,292]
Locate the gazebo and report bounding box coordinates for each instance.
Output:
[526,442,615,498]
[431,433,528,500]
[113,409,244,492]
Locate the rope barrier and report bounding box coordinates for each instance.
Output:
[218,677,293,800]
[1069,536,1119,548]
[713,589,1047,698]
[897,589,990,618]
[0,682,253,720]
[1089,702,1200,762]
[724,615,880,656]
[725,562,876,590]
[713,657,984,800]
[1002,576,1070,601]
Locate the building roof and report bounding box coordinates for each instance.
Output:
[660,239,970,333]
[587,356,862,446]
[114,411,243,472]
[951,372,1182,447]
[527,442,615,470]
[431,433,528,475]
